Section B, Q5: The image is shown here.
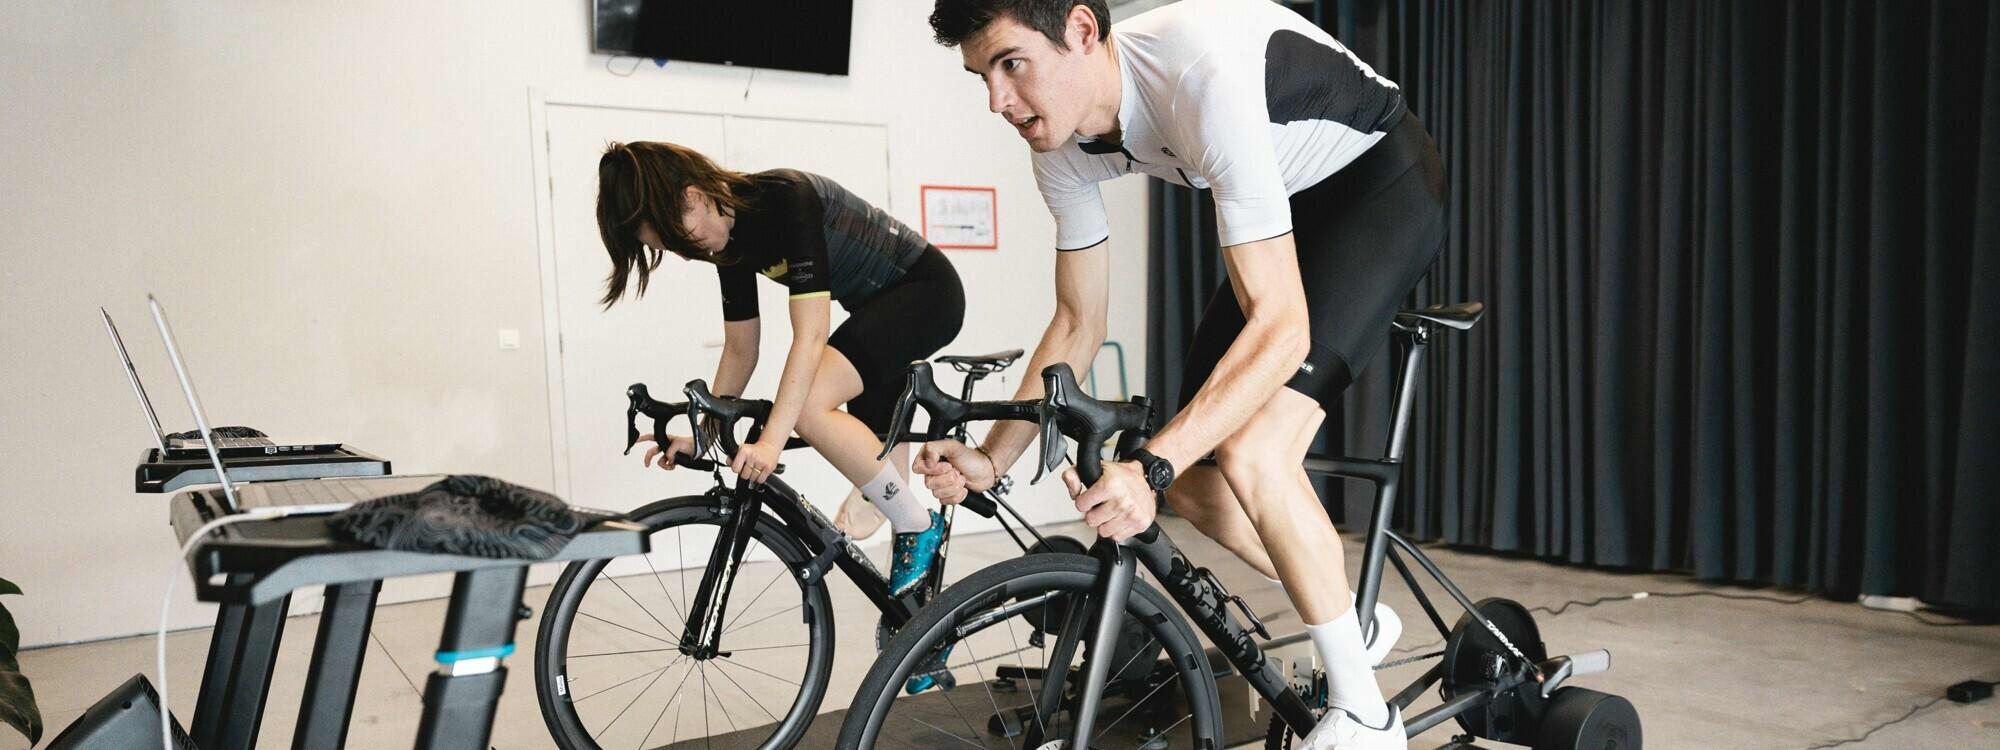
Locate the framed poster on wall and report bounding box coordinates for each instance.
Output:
[920,185,998,250]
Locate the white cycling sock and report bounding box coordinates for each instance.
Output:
[1305,605,1391,727]
[861,463,928,534]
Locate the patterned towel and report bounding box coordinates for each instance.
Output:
[328,475,585,560]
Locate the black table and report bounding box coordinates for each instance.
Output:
[170,478,647,750]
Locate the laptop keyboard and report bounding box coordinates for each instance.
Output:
[170,436,275,450]
[250,478,379,507]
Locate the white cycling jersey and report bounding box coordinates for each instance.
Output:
[1035,0,1405,250]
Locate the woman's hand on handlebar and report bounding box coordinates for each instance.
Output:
[1062,460,1156,541]
[731,439,782,485]
[913,440,997,504]
[638,433,699,470]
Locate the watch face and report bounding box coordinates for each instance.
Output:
[1147,460,1173,489]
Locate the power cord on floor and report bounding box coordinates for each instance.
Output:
[1808,692,1960,750]
[370,631,424,700]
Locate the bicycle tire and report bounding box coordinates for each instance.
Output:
[535,494,836,750]
[839,552,1223,749]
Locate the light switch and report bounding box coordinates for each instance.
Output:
[498,329,521,351]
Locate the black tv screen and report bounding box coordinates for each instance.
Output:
[594,1,855,76]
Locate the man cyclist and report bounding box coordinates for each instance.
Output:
[915,2,1447,746]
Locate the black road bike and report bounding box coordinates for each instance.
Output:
[840,303,1643,750]
[532,351,1091,750]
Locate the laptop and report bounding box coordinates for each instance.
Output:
[147,295,434,514]
[102,307,341,459]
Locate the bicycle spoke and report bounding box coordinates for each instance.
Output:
[708,658,784,725]
[958,639,1019,750]
[1095,669,1184,744]
[668,665,689,747]
[566,646,680,659]
[1003,610,1049,741]
[637,660,697,750]
[721,642,807,653]
[573,657,678,705]
[719,564,789,635]
[573,609,680,648]
[593,660,675,741]
[641,545,690,625]
[699,663,713,747]
[713,655,802,687]
[932,671,990,749]
[722,601,803,636]
[911,716,987,748]
[701,663,740,735]
[602,570,682,641]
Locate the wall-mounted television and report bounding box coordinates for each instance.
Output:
[593,1,855,76]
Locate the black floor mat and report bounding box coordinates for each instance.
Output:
[656,670,1267,749]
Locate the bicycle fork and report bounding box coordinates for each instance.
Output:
[680,485,764,660]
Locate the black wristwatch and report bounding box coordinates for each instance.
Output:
[1130,448,1176,492]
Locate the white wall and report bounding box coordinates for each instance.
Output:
[0,1,1150,647]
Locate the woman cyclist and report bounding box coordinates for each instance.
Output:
[596,141,964,597]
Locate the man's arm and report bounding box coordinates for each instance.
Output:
[982,240,1111,471]
[917,240,1109,498]
[1142,233,1311,473]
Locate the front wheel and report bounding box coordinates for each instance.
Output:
[535,494,836,750]
[840,552,1223,749]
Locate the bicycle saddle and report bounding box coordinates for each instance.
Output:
[936,349,1025,372]
[1394,301,1485,330]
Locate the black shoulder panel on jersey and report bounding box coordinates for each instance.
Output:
[1264,29,1398,133]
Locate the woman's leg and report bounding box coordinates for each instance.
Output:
[791,347,932,534]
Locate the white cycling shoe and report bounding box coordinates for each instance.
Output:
[1300,704,1406,750]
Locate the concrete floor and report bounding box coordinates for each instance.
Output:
[15,516,1999,749]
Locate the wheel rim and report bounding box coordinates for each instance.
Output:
[860,563,1218,749]
[541,502,829,750]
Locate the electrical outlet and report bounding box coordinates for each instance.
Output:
[498,329,521,351]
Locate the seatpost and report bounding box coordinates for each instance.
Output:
[1356,322,1429,643]
[1385,322,1430,462]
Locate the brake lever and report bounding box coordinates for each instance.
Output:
[625,403,642,455]
[1032,397,1068,485]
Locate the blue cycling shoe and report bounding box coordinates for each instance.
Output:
[888,510,944,597]
[904,645,956,694]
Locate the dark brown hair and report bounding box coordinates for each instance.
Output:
[595,141,755,307]
[929,0,1110,50]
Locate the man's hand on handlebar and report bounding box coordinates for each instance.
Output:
[1062,460,1156,541]
[914,440,997,504]
[638,433,700,471]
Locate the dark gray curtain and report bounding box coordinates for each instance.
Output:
[1146,0,2000,611]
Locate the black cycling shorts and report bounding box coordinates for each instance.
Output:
[1180,112,1447,411]
[828,245,965,433]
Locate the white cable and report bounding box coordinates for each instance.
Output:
[158,508,293,750]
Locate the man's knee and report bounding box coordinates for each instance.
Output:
[1214,441,1304,520]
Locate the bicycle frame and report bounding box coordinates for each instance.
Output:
[679,363,1041,661]
[676,472,916,659]
[1048,321,1569,745]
